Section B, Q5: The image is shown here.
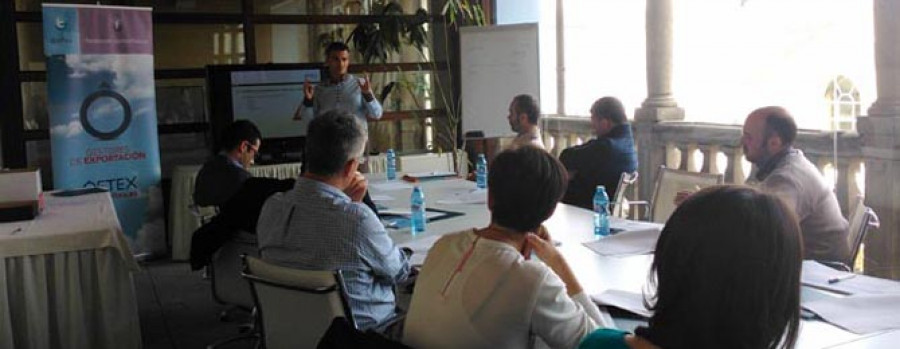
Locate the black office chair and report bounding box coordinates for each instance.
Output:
[846,196,880,270]
[819,196,880,273]
[647,165,724,223]
[206,232,260,349]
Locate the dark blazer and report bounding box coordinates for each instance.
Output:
[193,154,252,207]
[189,170,381,270]
[190,177,295,270]
[559,124,638,210]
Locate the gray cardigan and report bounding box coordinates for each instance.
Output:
[750,149,850,263]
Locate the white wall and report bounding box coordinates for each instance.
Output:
[495,0,557,114]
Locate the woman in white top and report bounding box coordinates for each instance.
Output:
[404,146,612,349]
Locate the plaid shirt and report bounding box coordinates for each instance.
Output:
[256,177,410,329]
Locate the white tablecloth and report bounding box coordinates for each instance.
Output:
[368,175,894,349]
[168,162,303,261]
[0,192,141,349]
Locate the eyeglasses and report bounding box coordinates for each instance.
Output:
[245,141,261,158]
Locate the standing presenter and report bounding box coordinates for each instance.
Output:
[293,41,383,123]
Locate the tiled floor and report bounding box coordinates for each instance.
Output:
[136,260,257,349]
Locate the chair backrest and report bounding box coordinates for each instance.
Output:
[846,196,880,267]
[649,165,725,223]
[366,153,389,174]
[242,255,356,349]
[611,171,639,219]
[399,152,456,174]
[210,232,258,309]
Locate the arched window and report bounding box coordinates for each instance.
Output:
[825,75,861,131]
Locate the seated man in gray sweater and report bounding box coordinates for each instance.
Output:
[741,106,850,263]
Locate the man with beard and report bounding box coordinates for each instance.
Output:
[739,106,849,263]
[506,94,545,149]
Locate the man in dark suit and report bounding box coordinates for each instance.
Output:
[559,97,638,210]
[193,120,260,207]
[189,119,381,270]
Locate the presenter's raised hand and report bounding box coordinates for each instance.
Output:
[303,78,315,100]
[292,104,303,121]
[359,73,373,96]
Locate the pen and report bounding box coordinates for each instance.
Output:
[9,227,22,235]
[827,273,857,284]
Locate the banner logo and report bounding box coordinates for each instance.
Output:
[79,82,133,140]
[55,16,67,30]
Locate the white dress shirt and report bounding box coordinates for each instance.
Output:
[510,127,546,150]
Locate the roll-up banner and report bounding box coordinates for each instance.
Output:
[43,3,163,256]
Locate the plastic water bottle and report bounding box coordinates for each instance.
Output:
[593,185,611,237]
[476,154,488,189]
[386,149,397,180]
[410,186,426,234]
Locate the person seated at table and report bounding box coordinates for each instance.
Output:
[580,185,802,349]
[404,145,612,349]
[193,119,260,207]
[189,176,294,270]
[189,119,296,270]
[675,106,849,263]
[256,109,412,331]
[742,107,849,263]
[507,94,546,149]
[560,96,638,210]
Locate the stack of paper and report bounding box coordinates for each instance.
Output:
[370,181,413,192]
[582,228,661,256]
[404,171,456,180]
[398,234,444,266]
[591,289,653,318]
[803,294,900,334]
[801,261,900,295]
[800,261,900,334]
[379,209,445,219]
[436,188,487,205]
[370,194,395,202]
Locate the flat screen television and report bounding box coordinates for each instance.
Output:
[206,63,323,164]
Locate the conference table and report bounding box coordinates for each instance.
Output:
[168,162,303,260]
[0,191,141,349]
[370,174,900,349]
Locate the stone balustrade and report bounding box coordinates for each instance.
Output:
[542,117,864,215]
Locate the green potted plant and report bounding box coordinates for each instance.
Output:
[425,0,485,173]
[347,1,428,65]
[342,0,485,172]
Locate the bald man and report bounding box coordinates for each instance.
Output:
[741,106,850,263]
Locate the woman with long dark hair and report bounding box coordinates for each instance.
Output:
[581,185,803,349]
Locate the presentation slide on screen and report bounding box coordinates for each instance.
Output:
[230,69,320,138]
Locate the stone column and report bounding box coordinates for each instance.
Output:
[634,0,684,199]
[859,0,900,279]
[634,0,684,122]
[556,0,566,115]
